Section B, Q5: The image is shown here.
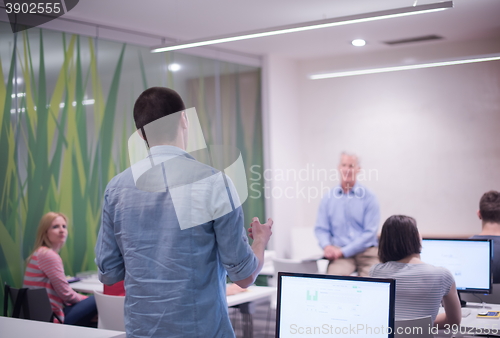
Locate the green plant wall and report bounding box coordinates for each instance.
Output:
[0,29,129,294]
[0,24,265,307]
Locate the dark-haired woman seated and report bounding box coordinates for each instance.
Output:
[369,215,461,327]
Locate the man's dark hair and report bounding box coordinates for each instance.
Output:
[480,190,500,224]
[378,215,421,263]
[133,87,185,144]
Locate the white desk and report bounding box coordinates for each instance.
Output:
[0,317,125,338]
[70,282,274,338]
[459,302,500,336]
[70,279,103,293]
[227,286,275,307]
[71,280,275,307]
[437,302,500,337]
[227,286,275,338]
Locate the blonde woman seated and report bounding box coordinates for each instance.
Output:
[23,212,97,326]
[370,215,461,327]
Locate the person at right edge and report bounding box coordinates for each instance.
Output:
[471,190,500,283]
[314,152,380,276]
[95,87,273,338]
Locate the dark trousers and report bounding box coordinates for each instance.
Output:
[63,295,97,327]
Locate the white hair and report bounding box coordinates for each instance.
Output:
[340,151,361,166]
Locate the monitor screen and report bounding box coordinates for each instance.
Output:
[420,238,492,293]
[276,272,395,338]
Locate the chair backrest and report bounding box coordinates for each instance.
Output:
[395,316,434,338]
[290,227,323,260]
[273,257,319,274]
[94,290,125,331]
[460,283,500,304]
[3,284,59,322]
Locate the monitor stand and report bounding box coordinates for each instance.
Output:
[458,291,466,307]
[458,290,492,309]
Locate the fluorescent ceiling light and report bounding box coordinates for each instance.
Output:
[151,1,453,53]
[309,55,500,80]
[352,39,366,47]
[168,63,181,72]
[59,99,95,108]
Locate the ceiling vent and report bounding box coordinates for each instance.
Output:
[384,35,443,45]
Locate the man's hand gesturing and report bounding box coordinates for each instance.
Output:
[248,217,273,245]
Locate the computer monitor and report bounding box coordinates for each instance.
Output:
[420,238,492,294]
[276,272,395,338]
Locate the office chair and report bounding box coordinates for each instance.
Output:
[94,290,125,331]
[3,283,61,323]
[290,228,324,261]
[394,316,434,338]
[272,257,319,274]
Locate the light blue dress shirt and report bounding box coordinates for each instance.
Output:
[95,145,257,338]
[314,183,380,258]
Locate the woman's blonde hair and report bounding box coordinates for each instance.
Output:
[28,212,68,261]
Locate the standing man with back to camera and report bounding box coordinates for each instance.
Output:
[95,87,273,337]
[314,152,380,276]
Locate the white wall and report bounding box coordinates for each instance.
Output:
[262,55,303,258]
[264,39,500,255]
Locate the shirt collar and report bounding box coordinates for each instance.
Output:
[150,145,187,156]
[335,182,361,196]
[149,145,195,160]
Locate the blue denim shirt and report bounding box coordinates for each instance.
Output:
[314,183,380,258]
[95,146,257,338]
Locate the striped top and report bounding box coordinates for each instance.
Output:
[370,261,454,322]
[23,247,86,322]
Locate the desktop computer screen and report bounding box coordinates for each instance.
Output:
[420,238,492,293]
[276,272,395,338]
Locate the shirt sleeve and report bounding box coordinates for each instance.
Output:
[212,175,258,282]
[340,193,380,258]
[441,267,455,296]
[314,196,332,249]
[95,189,125,285]
[38,249,86,305]
[368,263,379,277]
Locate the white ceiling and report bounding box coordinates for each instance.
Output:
[64,0,500,60]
